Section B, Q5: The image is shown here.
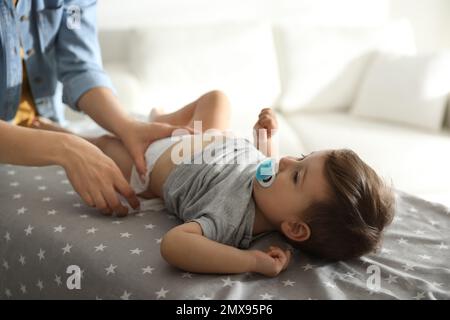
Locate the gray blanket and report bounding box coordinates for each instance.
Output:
[1,164,449,300]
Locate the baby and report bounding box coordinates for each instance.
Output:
[78,91,396,277]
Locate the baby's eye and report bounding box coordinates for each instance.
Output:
[262,176,272,183]
[297,153,306,161]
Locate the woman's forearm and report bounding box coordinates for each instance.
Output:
[0,120,70,166]
[77,87,133,138]
[161,228,255,274]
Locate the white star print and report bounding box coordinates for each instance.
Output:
[120,291,131,300]
[36,280,44,290]
[414,229,425,235]
[20,284,27,294]
[66,190,76,195]
[13,193,22,199]
[10,181,19,187]
[19,255,26,265]
[260,293,273,300]
[413,291,425,300]
[34,175,43,180]
[402,263,415,272]
[142,266,154,274]
[438,242,448,250]
[418,254,431,260]
[57,170,65,175]
[79,214,89,219]
[112,220,122,225]
[381,248,393,254]
[302,264,314,271]
[196,294,212,300]
[55,275,62,286]
[87,227,98,234]
[282,279,295,287]
[144,224,155,229]
[343,272,356,280]
[94,244,107,252]
[42,197,52,202]
[430,220,438,226]
[408,207,418,213]
[7,170,15,175]
[105,264,117,275]
[47,209,57,215]
[155,238,162,244]
[324,281,336,289]
[37,249,45,261]
[136,212,146,217]
[2,260,9,270]
[24,225,34,236]
[385,274,398,284]
[53,225,66,233]
[61,179,69,184]
[397,238,408,245]
[120,232,132,238]
[17,207,27,215]
[130,248,143,255]
[38,185,47,191]
[182,272,193,278]
[62,244,72,255]
[431,282,443,288]
[5,289,12,298]
[73,203,82,207]
[221,277,235,287]
[4,232,11,242]
[155,287,169,299]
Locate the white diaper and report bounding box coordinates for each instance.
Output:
[129,134,190,194]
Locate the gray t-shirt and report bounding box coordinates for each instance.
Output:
[163,135,266,248]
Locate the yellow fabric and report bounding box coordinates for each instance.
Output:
[11,0,39,127]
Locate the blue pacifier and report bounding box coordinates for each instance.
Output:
[255,158,278,188]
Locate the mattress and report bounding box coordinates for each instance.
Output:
[1,163,449,300]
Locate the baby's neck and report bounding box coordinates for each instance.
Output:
[252,202,276,236]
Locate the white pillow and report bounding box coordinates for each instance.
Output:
[275,20,416,113]
[128,22,280,124]
[351,52,450,131]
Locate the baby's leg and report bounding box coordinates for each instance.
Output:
[151,90,231,132]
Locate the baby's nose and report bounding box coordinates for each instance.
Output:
[278,157,294,171]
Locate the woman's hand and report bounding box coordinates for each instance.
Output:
[60,135,140,216]
[118,120,192,179]
[249,246,292,277]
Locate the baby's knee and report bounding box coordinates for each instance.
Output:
[203,90,230,105]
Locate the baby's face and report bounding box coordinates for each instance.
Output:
[253,150,331,224]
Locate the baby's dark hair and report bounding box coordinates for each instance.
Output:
[293,149,395,261]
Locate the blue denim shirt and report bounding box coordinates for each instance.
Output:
[0,0,114,122]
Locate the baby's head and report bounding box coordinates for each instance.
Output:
[253,149,395,261]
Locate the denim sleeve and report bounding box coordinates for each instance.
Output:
[55,0,115,110]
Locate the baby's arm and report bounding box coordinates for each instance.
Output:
[160,222,291,277]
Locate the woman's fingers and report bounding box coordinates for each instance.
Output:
[91,189,112,216]
[114,174,140,211]
[103,185,129,217]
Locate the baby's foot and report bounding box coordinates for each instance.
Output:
[148,107,166,122]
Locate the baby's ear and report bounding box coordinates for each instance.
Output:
[280,220,311,242]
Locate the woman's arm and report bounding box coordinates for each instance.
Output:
[0,120,139,216]
[160,222,291,277]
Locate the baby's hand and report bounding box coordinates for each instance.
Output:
[253,108,278,139]
[249,246,292,277]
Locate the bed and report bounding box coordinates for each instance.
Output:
[1,163,449,300]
